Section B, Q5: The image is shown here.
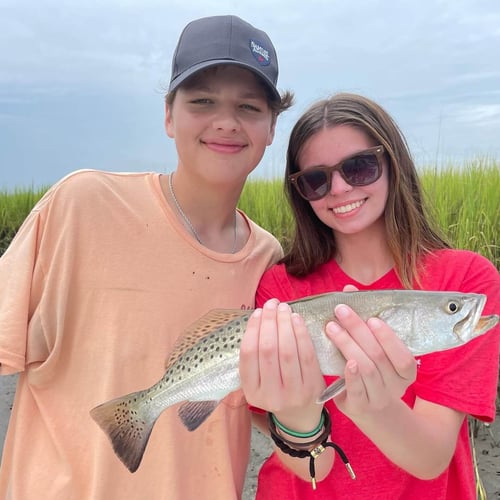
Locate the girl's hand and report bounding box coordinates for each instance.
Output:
[239,299,325,432]
[325,304,417,419]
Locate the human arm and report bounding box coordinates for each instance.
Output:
[326,305,464,479]
[239,299,335,483]
[0,205,45,375]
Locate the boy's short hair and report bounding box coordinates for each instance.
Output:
[169,15,280,103]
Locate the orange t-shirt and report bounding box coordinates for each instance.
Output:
[0,170,282,499]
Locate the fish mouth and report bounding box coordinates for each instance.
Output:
[454,303,499,341]
[453,295,485,340]
[473,315,500,336]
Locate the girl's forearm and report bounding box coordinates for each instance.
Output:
[350,398,464,479]
[252,412,335,484]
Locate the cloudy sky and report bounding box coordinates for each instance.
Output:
[1,0,499,189]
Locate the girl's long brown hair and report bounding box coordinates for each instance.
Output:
[282,93,449,288]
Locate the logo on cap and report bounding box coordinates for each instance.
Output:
[249,40,270,66]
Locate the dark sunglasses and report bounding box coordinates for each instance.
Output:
[289,145,385,201]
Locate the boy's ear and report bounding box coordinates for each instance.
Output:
[165,102,175,138]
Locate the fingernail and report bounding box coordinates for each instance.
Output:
[278,302,291,312]
[335,304,349,319]
[264,299,278,310]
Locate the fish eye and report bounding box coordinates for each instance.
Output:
[446,301,460,314]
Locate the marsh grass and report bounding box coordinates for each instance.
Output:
[0,162,498,270]
[0,186,48,255]
[419,160,499,267]
[239,178,294,248]
[238,161,499,270]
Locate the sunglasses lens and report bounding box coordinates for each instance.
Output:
[342,154,380,185]
[296,170,329,201]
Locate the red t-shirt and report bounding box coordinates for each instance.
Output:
[254,249,500,500]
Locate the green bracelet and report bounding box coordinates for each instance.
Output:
[270,411,325,439]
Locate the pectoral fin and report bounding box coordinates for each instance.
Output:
[317,377,346,403]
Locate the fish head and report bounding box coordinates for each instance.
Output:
[381,292,498,355]
[415,292,498,354]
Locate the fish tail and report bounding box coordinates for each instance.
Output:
[90,390,159,472]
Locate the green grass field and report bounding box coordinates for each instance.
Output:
[239,161,500,269]
[1,161,499,269]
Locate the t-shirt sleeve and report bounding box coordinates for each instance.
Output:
[415,252,500,421]
[0,208,44,374]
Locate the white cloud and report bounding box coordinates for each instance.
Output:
[451,104,500,126]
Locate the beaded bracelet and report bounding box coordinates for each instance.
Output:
[268,408,355,490]
[270,411,325,439]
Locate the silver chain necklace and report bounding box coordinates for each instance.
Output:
[168,173,238,253]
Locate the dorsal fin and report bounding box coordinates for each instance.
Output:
[166,309,251,368]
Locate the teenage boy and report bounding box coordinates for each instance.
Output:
[0,15,293,499]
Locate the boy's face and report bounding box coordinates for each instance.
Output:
[165,66,276,183]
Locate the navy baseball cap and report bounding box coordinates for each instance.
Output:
[169,15,280,102]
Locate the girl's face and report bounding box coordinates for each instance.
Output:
[297,124,389,238]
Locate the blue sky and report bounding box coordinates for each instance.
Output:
[1,0,500,189]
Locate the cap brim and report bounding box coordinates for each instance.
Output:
[169,59,280,102]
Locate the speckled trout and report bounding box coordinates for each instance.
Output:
[90,290,498,472]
